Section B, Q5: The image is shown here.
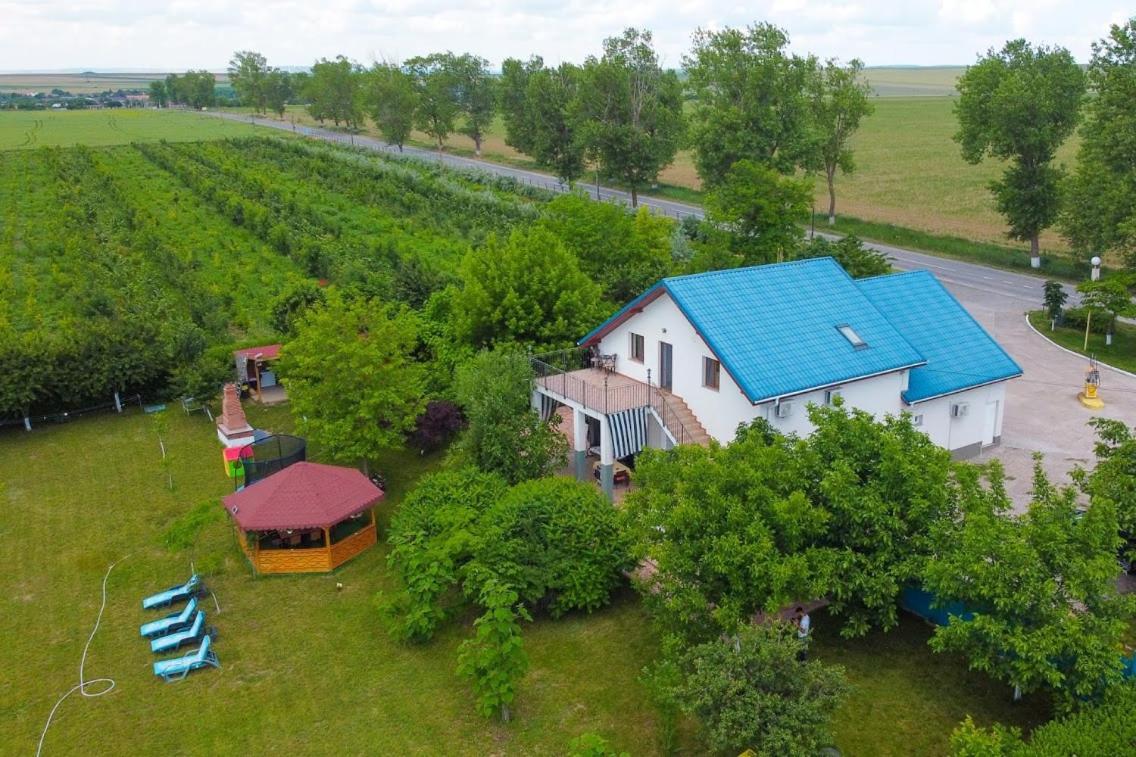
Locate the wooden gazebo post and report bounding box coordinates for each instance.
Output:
[323,526,332,567]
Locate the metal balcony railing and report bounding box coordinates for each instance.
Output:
[530,347,697,446]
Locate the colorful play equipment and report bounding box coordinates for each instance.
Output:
[222,446,253,479]
[1079,359,1105,409]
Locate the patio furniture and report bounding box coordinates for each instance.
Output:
[140,597,198,639]
[592,353,617,373]
[141,573,201,610]
[150,610,208,654]
[152,635,220,682]
[593,460,632,486]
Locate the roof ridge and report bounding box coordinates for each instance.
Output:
[662,256,838,285]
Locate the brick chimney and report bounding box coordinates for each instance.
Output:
[217,383,255,447]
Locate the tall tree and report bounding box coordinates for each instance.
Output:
[955,39,1085,268]
[449,53,496,156]
[525,63,587,185]
[364,62,417,151]
[1061,18,1136,266]
[147,80,167,108]
[276,295,425,473]
[923,461,1132,705]
[702,159,812,266]
[228,50,270,113]
[180,70,216,109]
[406,53,460,149]
[499,55,543,153]
[809,58,873,225]
[683,23,818,185]
[626,407,956,646]
[263,69,292,118]
[576,28,685,207]
[451,227,607,351]
[537,191,671,301]
[307,56,362,128]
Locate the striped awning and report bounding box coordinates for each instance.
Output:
[538,393,559,421]
[609,407,648,460]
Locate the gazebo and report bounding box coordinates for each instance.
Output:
[221,462,383,574]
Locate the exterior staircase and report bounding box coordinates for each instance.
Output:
[652,390,712,447]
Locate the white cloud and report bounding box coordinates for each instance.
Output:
[0,0,1129,71]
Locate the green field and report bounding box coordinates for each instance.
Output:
[0,72,227,95]
[1,406,1051,755]
[0,109,258,149]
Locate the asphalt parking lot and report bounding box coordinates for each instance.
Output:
[944,278,1136,508]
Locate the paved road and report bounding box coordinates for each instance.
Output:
[215,111,1072,310]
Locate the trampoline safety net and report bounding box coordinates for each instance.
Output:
[242,434,307,486]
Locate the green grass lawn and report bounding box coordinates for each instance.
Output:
[0,109,260,150]
[1,405,1053,755]
[813,611,1051,755]
[1028,310,1136,374]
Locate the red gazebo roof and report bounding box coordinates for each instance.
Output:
[234,344,282,361]
[222,462,383,531]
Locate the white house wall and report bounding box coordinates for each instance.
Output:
[910,382,1006,459]
[598,292,760,442]
[756,370,910,438]
[598,293,912,444]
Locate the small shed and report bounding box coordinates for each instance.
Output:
[234,344,285,404]
[221,462,382,574]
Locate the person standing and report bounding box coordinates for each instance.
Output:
[794,606,812,660]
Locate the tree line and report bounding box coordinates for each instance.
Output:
[224,24,874,215]
[223,16,1135,271]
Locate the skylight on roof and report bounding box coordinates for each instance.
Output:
[837,324,867,349]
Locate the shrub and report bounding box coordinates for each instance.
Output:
[1060,306,1111,334]
[468,476,632,617]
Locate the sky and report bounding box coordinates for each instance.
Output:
[0,1,1132,72]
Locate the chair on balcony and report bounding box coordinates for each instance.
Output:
[592,353,617,373]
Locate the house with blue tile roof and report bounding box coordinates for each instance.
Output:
[531,257,1021,498]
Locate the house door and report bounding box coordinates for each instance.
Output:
[982,400,998,446]
[658,342,673,391]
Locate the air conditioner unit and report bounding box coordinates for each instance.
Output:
[825,389,843,405]
[950,402,969,418]
[776,402,793,419]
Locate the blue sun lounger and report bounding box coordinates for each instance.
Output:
[140,596,198,639]
[150,610,208,654]
[142,573,201,610]
[153,634,219,682]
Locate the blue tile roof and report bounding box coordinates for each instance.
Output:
[582,258,927,403]
[857,271,1022,403]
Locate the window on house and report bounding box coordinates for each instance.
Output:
[836,324,867,349]
[629,332,645,363]
[703,357,720,390]
[913,414,924,427]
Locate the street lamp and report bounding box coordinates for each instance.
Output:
[1091,255,1102,281]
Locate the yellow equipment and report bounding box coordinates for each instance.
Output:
[1078,360,1105,409]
